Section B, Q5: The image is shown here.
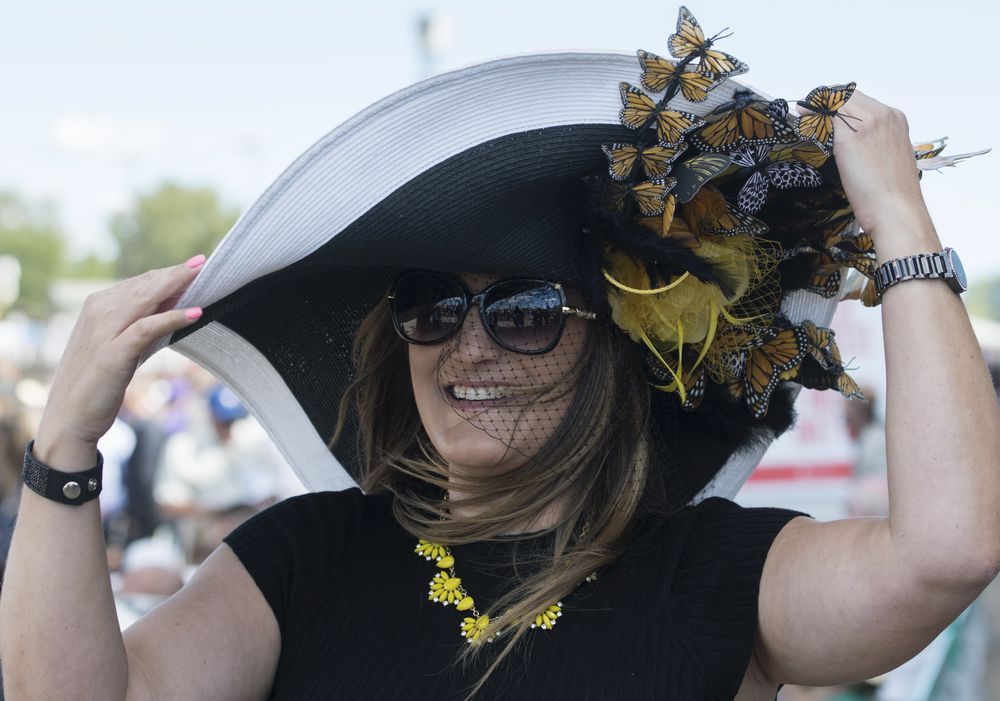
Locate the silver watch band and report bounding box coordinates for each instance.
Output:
[873,251,950,296]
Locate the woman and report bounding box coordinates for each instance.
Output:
[2,9,998,700]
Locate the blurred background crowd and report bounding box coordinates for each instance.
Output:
[3,0,1000,698]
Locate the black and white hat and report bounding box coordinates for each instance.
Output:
[149,49,851,505]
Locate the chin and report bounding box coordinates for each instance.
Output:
[431,419,527,476]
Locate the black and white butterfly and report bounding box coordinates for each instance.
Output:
[732,144,823,214]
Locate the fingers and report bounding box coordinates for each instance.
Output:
[90,256,206,337]
[131,255,206,312]
[114,305,204,362]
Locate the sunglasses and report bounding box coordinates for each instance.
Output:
[387,270,597,354]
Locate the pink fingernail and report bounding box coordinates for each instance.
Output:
[184,307,203,320]
[185,254,206,270]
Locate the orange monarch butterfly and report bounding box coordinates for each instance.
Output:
[646,353,706,410]
[680,365,706,411]
[689,90,797,152]
[667,6,748,78]
[770,142,830,169]
[604,177,678,217]
[683,186,768,236]
[601,142,685,181]
[801,320,843,370]
[795,82,858,153]
[636,49,726,102]
[797,360,864,400]
[803,267,842,299]
[619,82,704,146]
[733,324,810,419]
[731,144,823,214]
[630,177,678,216]
[913,136,948,160]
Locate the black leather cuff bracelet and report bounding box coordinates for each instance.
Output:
[22,439,104,506]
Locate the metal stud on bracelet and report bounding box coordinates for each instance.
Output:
[21,440,104,506]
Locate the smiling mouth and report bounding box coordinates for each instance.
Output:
[448,385,510,401]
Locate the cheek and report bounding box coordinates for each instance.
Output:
[409,344,441,407]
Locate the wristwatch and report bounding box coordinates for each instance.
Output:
[873,247,968,297]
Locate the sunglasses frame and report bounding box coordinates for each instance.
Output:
[387,270,597,355]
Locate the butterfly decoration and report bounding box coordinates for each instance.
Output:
[916,148,991,172]
[909,137,990,172]
[800,320,844,370]
[689,90,797,153]
[637,49,726,102]
[731,144,823,214]
[770,142,830,170]
[603,177,678,217]
[679,364,707,410]
[803,267,842,298]
[796,359,864,400]
[682,186,768,236]
[913,137,948,160]
[667,6,748,78]
[602,142,686,181]
[671,153,733,202]
[792,320,864,398]
[795,82,858,153]
[619,82,705,146]
[720,323,810,418]
[646,350,707,410]
[633,177,678,216]
[587,7,985,417]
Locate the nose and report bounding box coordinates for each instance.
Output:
[453,299,501,363]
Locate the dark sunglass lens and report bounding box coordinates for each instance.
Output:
[393,274,466,343]
[481,281,564,352]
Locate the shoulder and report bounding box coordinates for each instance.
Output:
[644,496,808,567]
[224,487,391,549]
[644,497,809,699]
[221,488,396,625]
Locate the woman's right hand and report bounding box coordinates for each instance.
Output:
[33,255,207,466]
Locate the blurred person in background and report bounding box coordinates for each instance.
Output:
[0,395,30,583]
[155,383,304,562]
[116,380,169,544]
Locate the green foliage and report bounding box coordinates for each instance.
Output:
[63,253,115,279]
[967,276,1000,321]
[111,183,239,278]
[0,192,66,317]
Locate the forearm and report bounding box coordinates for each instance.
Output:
[0,433,129,699]
[877,212,1000,583]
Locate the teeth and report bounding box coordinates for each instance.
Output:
[451,385,507,401]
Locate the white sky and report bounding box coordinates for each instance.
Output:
[3,0,997,276]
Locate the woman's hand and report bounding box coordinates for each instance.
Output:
[34,255,206,463]
[798,89,930,241]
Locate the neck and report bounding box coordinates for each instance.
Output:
[446,486,568,536]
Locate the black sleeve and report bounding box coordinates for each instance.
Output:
[662,496,809,700]
[223,488,365,633]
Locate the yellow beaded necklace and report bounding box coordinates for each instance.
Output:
[415,521,597,643]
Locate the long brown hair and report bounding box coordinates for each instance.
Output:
[333,296,670,698]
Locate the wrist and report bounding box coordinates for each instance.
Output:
[869,218,941,264]
[31,432,99,474]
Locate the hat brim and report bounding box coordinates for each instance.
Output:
[152,51,844,503]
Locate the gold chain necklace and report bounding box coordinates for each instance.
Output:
[415,520,597,643]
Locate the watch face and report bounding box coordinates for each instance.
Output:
[947,248,968,292]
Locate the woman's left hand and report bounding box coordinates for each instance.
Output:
[799,90,929,240]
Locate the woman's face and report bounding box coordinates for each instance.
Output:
[408,273,589,479]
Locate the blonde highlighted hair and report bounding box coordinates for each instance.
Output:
[332,296,671,698]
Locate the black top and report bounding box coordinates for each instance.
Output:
[224,488,806,700]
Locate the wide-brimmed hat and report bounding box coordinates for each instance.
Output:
[149,37,865,506]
